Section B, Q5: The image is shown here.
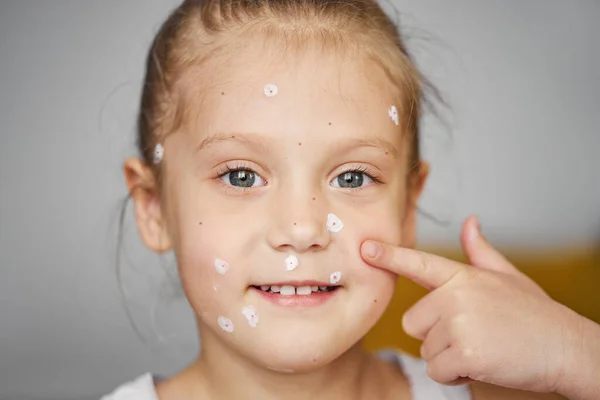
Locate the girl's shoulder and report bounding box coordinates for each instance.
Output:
[100,373,158,400]
[99,350,471,400]
[378,350,472,400]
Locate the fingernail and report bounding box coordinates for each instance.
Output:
[363,241,381,259]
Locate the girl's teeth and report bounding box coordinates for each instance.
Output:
[255,285,336,294]
[296,286,312,295]
[280,285,295,296]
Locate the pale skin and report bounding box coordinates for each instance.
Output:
[124,36,591,400]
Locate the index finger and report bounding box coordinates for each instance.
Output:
[360,241,465,290]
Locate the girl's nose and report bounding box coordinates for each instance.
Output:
[266,193,331,253]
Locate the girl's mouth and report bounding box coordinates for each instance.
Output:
[248,281,342,307]
[250,284,340,295]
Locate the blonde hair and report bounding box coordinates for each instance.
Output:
[138,0,429,176]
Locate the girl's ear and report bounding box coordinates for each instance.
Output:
[401,161,429,249]
[123,157,172,253]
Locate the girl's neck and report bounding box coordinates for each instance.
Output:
[156,331,410,400]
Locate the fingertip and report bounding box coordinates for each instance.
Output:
[361,240,383,260]
[401,312,410,333]
[472,215,481,234]
[464,215,482,243]
[401,312,422,340]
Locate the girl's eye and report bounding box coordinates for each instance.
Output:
[220,169,265,188]
[330,171,373,189]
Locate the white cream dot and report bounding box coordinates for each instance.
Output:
[326,213,344,233]
[214,259,229,275]
[217,316,234,333]
[330,271,342,285]
[264,83,278,98]
[242,305,259,327]
[153,143,164,164]
[388,105,399,126]
[285,255,299,271]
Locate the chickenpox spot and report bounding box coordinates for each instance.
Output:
[242,306,259,327]
[285,255,299,271]
[330,271,342,285]
[326,213,344,233]
[218,316,234,333]
[264,83,278,98]
[153,144,164,165]
[214,259,229,275]
[388,105,399,126]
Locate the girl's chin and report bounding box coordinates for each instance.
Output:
[237,334,363,373]
[255,352,349,374]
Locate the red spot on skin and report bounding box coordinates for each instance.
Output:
[385,151,389,156]
[199,222,203,225]
[328,122,332,126]
[298,142,302,146]
[221,92,225,95]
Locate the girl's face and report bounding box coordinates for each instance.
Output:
[128,39,426,372]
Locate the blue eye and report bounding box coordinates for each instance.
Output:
[220,169,265,188]
[330,171,374,189]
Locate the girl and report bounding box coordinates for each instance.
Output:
[103,0,600,398]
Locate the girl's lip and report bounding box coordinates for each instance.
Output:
[249,280,341,287]
[249,286,340,307]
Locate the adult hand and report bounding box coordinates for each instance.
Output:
[360,216,589,397]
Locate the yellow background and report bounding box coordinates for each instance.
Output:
[364,246,600,354]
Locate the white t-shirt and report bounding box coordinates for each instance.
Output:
[100,350,471,400]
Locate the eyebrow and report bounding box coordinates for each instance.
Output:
[196,132,398,158]
[345,137,399,159]
[196,132,271,153]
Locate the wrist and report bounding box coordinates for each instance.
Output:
[556,306,600,400]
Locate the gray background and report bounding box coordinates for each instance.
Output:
[1,1,599,398]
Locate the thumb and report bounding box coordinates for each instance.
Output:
[461,215,519,275]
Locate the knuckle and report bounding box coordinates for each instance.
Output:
[459,345,475,361]
[448,288,472,310]
[449,313,469,335]
[417,252,434,276]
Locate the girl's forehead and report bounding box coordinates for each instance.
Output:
[185,42,400,146]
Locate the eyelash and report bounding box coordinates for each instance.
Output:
[337,165,383,186]
[215,162,265,193]
[214,163,382,192]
